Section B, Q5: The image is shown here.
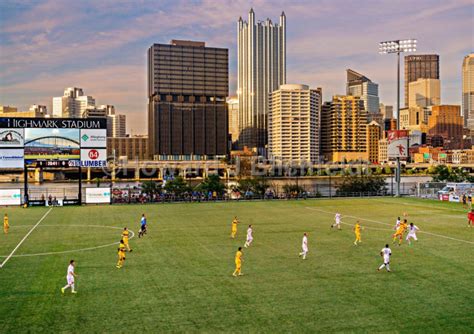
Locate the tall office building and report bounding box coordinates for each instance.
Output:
[237,9,286,153]
[346,69,380,115]
[379,103,393,119]
[321,95,368,162]
[103,105,127,138]
[427,105,464,149]
[0,105,48,118]
[268,84,321,163]
[227,97,239,149]
[148,40,229,159]
[367,121,382,164]
[404,54,439,107]
[52,87,95,118]
[462,53,474,131]
[408,78,440,108]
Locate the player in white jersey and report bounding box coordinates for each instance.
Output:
[298,233,309,259]
[244,225,253,248]
[406,223,419,245]
[61,260,78,294]
[378,244,392,272]
[331,213,342,230]
[394,217,401,230]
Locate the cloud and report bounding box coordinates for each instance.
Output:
[0,0,472,133]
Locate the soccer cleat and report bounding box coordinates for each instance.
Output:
[232,273,237,277]
[71,291,77,294]
[61,288,65,294]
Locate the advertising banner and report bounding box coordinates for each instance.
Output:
[387,130,409,159]
[80,129,107,148]
[0,189,22,206]
[85,187,111,204]
[80,148,107,167]
[0,129,24,147]
[0,149,24,168]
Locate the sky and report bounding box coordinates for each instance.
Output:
[0,0,472,135]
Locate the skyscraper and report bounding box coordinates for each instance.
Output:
[268,84,321,163]
[148,40,229,160]
[52,87,95,118]
[367,121,382,164]
[104,105,127,138]
[428,105,464,149]
[404,54,439,107]
[227,97,239,149]
[346,69,380,115]
[462,53,474,131]
[237,9,286,154]
[321,95,368,162]
[408,78,440,108]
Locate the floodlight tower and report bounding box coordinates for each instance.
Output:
[379,39,417,197]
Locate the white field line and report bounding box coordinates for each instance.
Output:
[0,225,135,258]
[0,208,53,268]
[305,207,474,245]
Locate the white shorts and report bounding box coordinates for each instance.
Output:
[246,237,253,242]
[67,275,74,285]
[302,246,308,253]
[335,220,340,225]
[406,233,417,240]
[383,257,390,264]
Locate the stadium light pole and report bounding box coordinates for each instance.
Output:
[379,39,417,197]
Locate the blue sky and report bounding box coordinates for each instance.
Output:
[0,0,472,134]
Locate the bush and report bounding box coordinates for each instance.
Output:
[336,174,386,195]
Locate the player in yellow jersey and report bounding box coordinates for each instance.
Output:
[3,213,9,234]
[353,221,362,246]
[116,240,126,268]
[232,247,243,277]
[230,216,239,239]
[122,227,132,252]
[392,219,408,246]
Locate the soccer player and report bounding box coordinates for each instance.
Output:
[244,224,253,248]
[3,213,9,234]
[378,244,392,272]
[122,227,132,252]
[231,216,239,239]
[61,260,78,294]
[116,240,126,268]
[467,210,474,227]
[232,247,243,277]
[406,223,420,245]
[353,221,362,246]
[394,217,401,230]
[331,213,342,230]
[138,213,147,238]
[299,233,309,259]
[392,219,408,246]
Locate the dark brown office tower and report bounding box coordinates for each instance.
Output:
[404,54,439,107]
[148,40,229,159]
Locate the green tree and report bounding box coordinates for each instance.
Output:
[237,177,268,196]
[141,180,160,197]
[431,165,473,182]
[336,174,386,195]
[196,174,226,195]
[164,176,191,196]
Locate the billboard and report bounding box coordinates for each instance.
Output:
[0,129,24,147]
[0,149,24,168]
[0,118,107,168]
[80,129,107,148]
[80,148,107,167]
[387,130,409,159]
[85,187,111,204]
[0,189,21,206]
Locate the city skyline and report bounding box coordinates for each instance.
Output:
[0,0,472,134]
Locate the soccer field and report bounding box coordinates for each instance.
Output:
[0,198,472,333]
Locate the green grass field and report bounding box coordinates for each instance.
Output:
[0,198,472,333]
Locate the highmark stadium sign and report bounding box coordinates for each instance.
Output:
[0,117,107,168]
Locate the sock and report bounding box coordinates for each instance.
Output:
[71,284,75,291]
[378,264,385,270]
[63,284,70,290]
[386,264,390,271]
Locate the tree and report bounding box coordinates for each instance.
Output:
[196,174,226,195]
[431,165,474,182]
[237,177,268,197]
[164,176,191,196]
[336,174,386,195]
[141,180,160,197]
